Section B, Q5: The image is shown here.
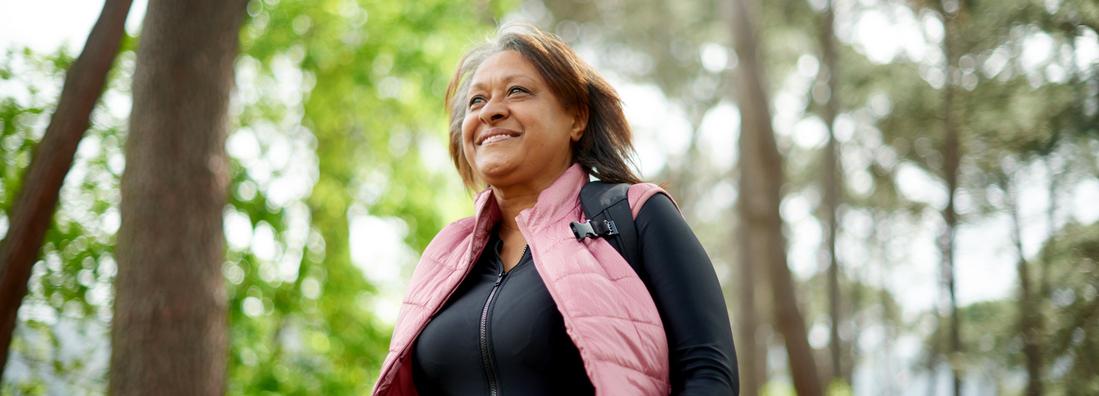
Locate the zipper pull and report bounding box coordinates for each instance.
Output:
[494,271,504,286]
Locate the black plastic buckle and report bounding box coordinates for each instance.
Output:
[570,219,619,240]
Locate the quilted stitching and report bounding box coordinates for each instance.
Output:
[373,165,671,396]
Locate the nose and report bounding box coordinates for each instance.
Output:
[478,97,508,124]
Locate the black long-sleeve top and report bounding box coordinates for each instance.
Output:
[412,194,739,395]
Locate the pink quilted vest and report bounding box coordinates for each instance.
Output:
[372,164,672,395]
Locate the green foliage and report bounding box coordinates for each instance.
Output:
[869,1,1099,390]
[761,379,797,396]
[223,0,516,393]
[1,0,1096,394]
[3,0,517,393]
[1,46,122,394]
[826,379,853,396]
[1040,221,1099,394]
[918,219,1099,394]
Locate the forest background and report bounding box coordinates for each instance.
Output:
[1,0,1097,394]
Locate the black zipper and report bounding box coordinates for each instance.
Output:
[479,245,528,396]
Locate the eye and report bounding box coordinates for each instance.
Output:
[507,86,529,95]
[468,95,485,109]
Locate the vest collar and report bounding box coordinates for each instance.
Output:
[472,163,589,230]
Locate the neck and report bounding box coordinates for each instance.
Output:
[489,162,573,234]
[493,187,539,236]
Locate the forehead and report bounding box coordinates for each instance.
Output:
[468,50,543,91]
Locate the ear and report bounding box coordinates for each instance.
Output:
[570,106,588,142]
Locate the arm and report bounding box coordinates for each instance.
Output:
[636,194,739,395]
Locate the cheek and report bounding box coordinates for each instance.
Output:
[460,116,477,146]
[461,116,478,157]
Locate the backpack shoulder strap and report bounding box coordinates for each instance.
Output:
[579,181,673,280]
[626,182,677,218]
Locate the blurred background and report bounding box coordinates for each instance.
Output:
[1,0,1097,394]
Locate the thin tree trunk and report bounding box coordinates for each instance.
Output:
[1041,156,1056,298]
[817,0,843,384]
[872,210,895,394]
[1003,174,1044,396]
[0,0,132,376]
[926,333,939,396]
[729,0,823,394]
[721,1,764,393]
[732,266,762,396]
[733,221,765,396]
[109,0,247,394]
[939,5,962,395]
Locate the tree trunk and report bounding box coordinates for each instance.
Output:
[1040,156,1058,298]
[940,7,962,395]
[0,0,132,376]
[817,0,844,384]
[871,210,896,394]
[733,211,766,396]
[1003,174,1044,396]
[732,265,764,396]
[729,0,823,394]
[109,0,246,394]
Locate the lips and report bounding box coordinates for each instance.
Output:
[476,128,521,146]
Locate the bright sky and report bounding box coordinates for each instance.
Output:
[0,0,147,52]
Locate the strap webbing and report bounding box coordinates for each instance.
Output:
[579,181,643,280]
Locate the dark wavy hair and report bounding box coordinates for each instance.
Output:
[444,24,643,191]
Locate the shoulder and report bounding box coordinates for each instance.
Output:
[628,183,679,219]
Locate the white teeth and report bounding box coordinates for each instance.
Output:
[482,134,515,145]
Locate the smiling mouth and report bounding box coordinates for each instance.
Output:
[482,134,518,145]
[477,129,521,145]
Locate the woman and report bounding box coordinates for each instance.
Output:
[373,25,738,396]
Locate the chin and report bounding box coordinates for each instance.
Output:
[474,160,519,184]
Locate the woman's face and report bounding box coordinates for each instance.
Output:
[461,50,584,191]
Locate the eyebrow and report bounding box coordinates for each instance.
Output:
[468,74,536,93]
